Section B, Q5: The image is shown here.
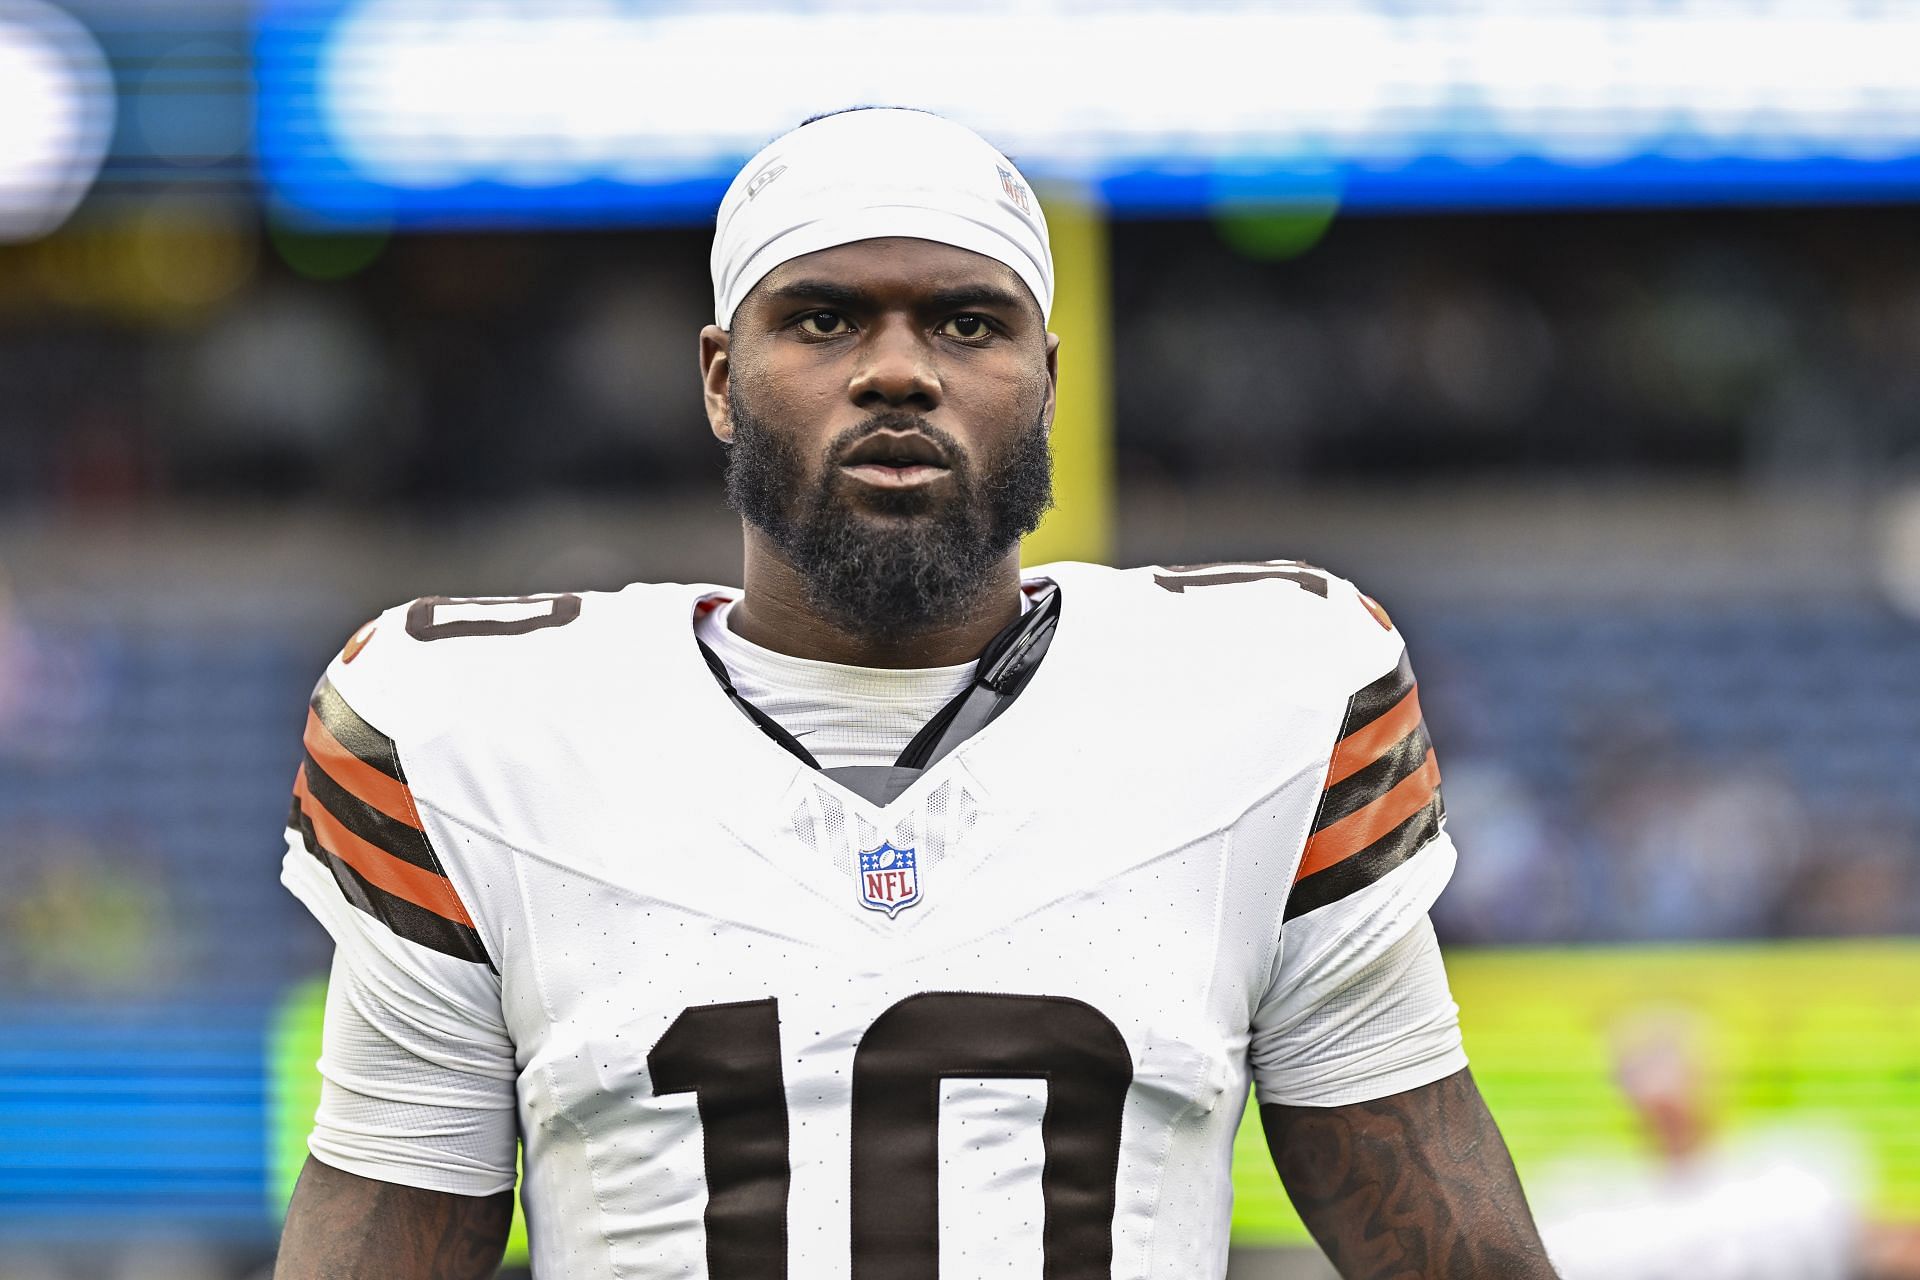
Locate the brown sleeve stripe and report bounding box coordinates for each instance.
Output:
[1298,748,1440,881]
[288,679,490,965]
[1341,652,1416,735]
[310,679,405,781]
[300,753,438,874]
[1325,682,1424,787]
[293,770,476,928]
[1286,795,1443,922]
[303,707,419,829]
[1284,650,1445,921]
[1317,718,1434,830]
[288,793,491,966]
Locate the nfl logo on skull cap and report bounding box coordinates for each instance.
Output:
[996,165,1030,215]
[857,842,920,918]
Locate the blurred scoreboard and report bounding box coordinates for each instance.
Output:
[11,0,1920,240]
[254,0,1920,227]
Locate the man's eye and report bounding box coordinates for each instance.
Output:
[940,314,993,340]
[797,312,851,336]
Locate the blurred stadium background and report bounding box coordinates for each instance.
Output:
[4,1,1920,1277]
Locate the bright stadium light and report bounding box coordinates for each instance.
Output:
[254,0,1920,222]
[308,0,1920,187]
[0,0,113,241]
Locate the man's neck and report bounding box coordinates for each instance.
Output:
[729,539,1025,669]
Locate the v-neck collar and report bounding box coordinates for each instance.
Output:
[677,577,1068,819]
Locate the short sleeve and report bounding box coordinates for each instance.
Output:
[281,648,518,1194]
[303,938,519,1195]
[1249,634,1467,1106]
[1249,893,1466,1107]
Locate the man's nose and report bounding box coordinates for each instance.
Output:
[848,319,942,412]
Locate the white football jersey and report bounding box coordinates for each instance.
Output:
[282,559,1463,1279]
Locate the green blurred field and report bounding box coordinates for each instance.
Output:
[1231,940,1920,1243]
[271,940,1920,1257]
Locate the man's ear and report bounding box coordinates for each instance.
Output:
[1042,331,1061,434]
[699,325,733,442]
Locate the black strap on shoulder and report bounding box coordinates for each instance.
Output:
[701,585,1062,805]
[890,583,1060,770]
[698,636,822,770]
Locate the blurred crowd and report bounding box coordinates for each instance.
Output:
[2,206,1920,510]
[1434,703,1920,945]
[1116,206,1920,489]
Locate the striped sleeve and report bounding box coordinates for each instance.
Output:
[287,677,492,967]
[278,653,517,1196]
[1286,651,1445,921]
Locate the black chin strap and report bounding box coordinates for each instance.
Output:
[699,585,1062,806]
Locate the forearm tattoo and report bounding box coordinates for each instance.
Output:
[275,1156,514,1280]
[1262,1068,1558,1280]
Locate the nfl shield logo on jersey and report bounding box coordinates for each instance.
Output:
[857,843,920,918]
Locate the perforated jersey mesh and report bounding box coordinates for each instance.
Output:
[790,776,976,876]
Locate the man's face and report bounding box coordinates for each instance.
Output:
[703,237,1058,639]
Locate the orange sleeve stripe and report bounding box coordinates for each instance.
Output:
[1298,749,1440,880]
[303,708,421,831]
[294,772,474,928]
[1325,685,1424,787]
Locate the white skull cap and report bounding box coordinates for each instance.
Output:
[710,108,1052,328]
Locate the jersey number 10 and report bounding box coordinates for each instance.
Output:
[648,992,1133,1279]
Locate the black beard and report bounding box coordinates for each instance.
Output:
[723,392,1053,643]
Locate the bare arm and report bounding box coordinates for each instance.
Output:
[275,1155,514,1280]
[1263,1067,1557,1280]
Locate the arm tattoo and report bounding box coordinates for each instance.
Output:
[275,1156,514,1280]
[1262,1067,1558,1280]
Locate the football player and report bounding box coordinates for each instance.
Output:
[274,108,1557,1279]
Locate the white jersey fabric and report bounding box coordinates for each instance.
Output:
[283,560,1466,1278]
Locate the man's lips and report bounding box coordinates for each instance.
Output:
[836,428,952,489]
[840,462,948,488]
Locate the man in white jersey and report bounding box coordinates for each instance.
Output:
[274,108,1557,1279]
